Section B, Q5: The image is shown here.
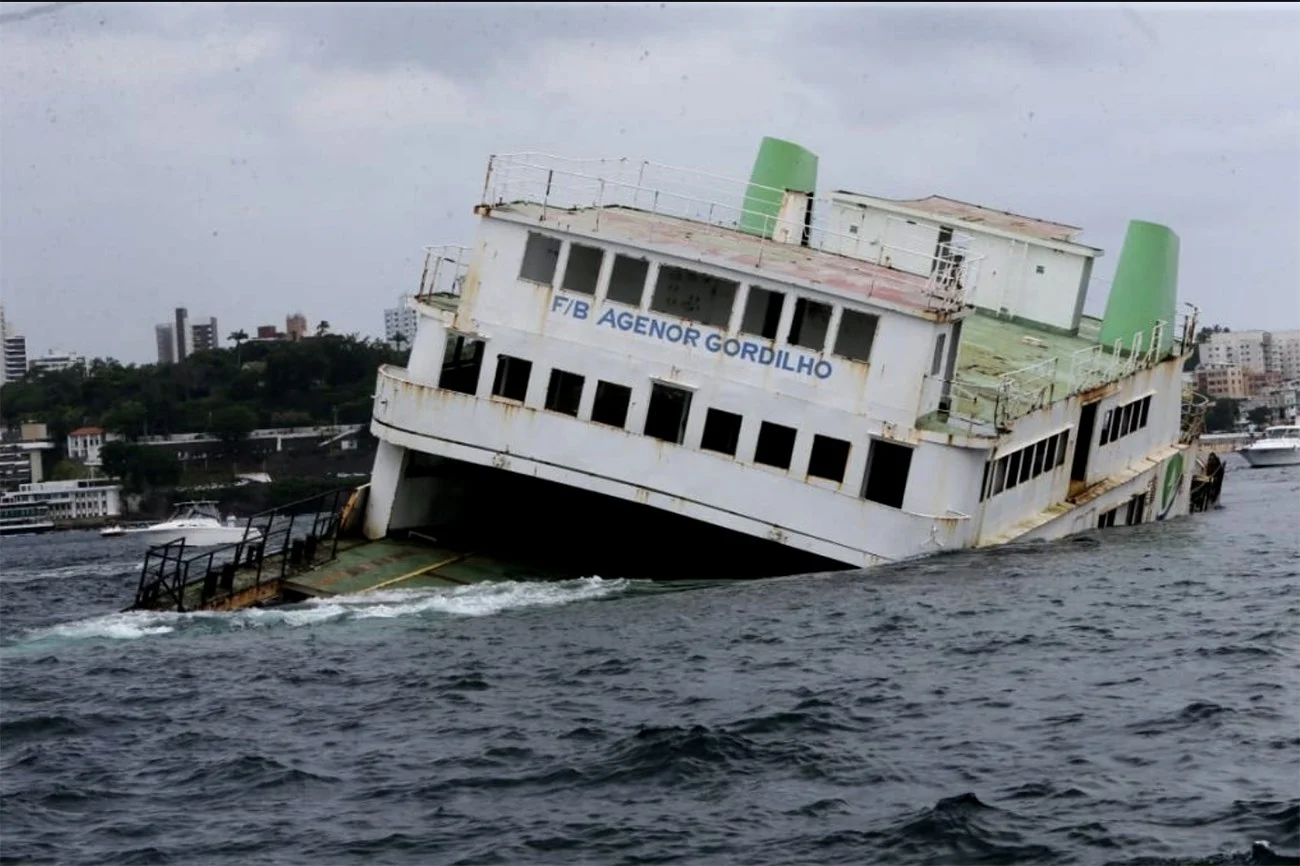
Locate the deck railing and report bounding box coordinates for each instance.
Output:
[131,486,357,613]
[930,304,1201,432]
[417,244,472,299]
[478,152,984,313]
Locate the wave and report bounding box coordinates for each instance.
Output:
[6,577,630,648]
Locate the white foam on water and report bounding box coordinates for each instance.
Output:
[13,577,629,646]
[0,559,141,584]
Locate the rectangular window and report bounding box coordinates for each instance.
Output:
[1006,450,1022,489]
[862,439,912,509]
[591,381,632,428]
[993,456,1008,495]
[980,461,991,502]
[1018,445,1033,484]
[753,421,797,470]
[1043,434,1057,469]
[438,336,485,395]
[491,354,532,402]
[1032,439,1047,476]
[1138,396,1151,429]
[700,408,743,456]
[1100,409,1112,445]
[1109,406,1123,443]
[643,382,693,444]
[519,232,561,285]
[739,287,784,340]
[1055,431,1069,467]
[833,309,879,363]
[561,243,603,295]
[544,369,584,417]
[807,434,851,483]
[787,297,833,351]
[606,255,649,306]
[650,265,737,328]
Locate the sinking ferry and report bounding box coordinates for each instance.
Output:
[362,137,1222,577]
[130,137,1226,612]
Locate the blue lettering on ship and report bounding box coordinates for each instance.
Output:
[551,293,832,380]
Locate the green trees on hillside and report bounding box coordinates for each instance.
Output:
[0,334,407,441]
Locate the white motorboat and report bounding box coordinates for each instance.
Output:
[1240,425,1300,468]
[100,501,263,546]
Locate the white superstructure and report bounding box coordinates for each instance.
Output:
[360,142,1213,579]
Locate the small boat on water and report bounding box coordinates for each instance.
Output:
[100,501,263,546]
[1239,425,1300,468]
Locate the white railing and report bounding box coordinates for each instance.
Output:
[998,356,1060,421]
[418,244,472,298]
[479,152,984,312]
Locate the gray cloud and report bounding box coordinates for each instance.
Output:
[1,2,1296,364]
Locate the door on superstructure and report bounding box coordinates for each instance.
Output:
[1068,400,1099,498]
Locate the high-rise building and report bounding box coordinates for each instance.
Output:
[383,298,419,346]
[174,307,189,360]
[3,335,27,383]
[155,323,176,364]
[1,303,27,384]
[285,313,308,342]
[191,316,219,353]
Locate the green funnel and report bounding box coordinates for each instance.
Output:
[740,137,818,238]
[1098,220,1179,355]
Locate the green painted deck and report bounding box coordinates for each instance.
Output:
[956,312,1101,395]
[280,540,556,597]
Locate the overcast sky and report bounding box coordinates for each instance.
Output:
[1,1,1297,364]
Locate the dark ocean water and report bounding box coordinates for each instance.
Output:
[2,456,1297,866]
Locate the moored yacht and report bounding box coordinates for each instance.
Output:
[1239,425,1300,468]
[101,501,262,546]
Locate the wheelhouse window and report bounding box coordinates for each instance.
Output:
[753,421,797,471]
[544,369,584,417]
[519,232,561,285]
[606,255,649,306]
[438,335,485,395]
[739,287,784,340]
[561,243,603,295]
[807,435,850,483]
[834,309,880,363]
[700,408,743,456]
[590,381,632,428]
[650,265,737,328]
[862,438,912,509]
[787,297,832,351]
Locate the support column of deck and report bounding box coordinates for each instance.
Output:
[364,439,409,540]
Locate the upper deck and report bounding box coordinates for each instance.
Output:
[476,153,984,319]
[833,191,1097,249]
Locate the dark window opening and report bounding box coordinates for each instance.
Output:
[1100,409,1113,445]
[834,309,879,363]
[862,439,913,509]
[740,287,784,340]
[1043,434,1057,469]
[931,333,947,376]
[1126,492,1147,526]
[980,461,992,502]
[1097,507,1118,529]
[1006,450,1022,489]
[650,265,737,328]
[544,369,584,417]
[1018,445,1033,484]
[1032,439,1047,476]
[1121,403,1135,436]
[591,381,632,429]
[1055,431,1068,467]
[932,225,954,275]
[1071,402,1099,483]
[519,232,561,284]
[700,408,742,456]
[808,435,850,483]
[607,255,649,306]
[753,421,797,470]
[787,297,832,351]
[1109,405,1123,442]
[561,243,603,295]
[490,354,532,402]
[439,336,485,395]
[1138,396,1151,428]
[992,456,1008,495]
[643,382,693,444]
